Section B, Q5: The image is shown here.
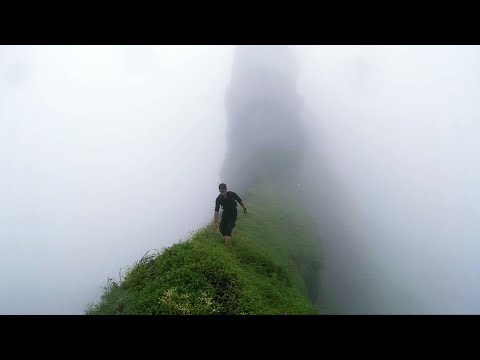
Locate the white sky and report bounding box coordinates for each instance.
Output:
[0,45,234,314]
[1,45,479,314]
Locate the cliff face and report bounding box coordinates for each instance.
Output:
[86,47,326,314]
[221,46,307,194]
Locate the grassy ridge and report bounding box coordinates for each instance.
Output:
[86,184,323,315]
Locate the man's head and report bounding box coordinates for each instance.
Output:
[219,183,227,197]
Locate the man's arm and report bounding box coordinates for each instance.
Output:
[240,202,247,214]
[213,198,220,230]
[233,193,247,213]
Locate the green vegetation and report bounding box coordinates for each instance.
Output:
[86,184,324,315]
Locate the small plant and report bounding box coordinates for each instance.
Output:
[158,288,220,315]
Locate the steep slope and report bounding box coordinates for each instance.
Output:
[86,183,324,315]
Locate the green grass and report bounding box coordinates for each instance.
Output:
[86,184,324,315]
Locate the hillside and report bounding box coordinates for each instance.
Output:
[86,183,324,315]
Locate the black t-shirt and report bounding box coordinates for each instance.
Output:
[215,191,242,217]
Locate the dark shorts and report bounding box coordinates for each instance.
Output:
[219,212,237,237]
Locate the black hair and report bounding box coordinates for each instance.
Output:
[219,183,227,190]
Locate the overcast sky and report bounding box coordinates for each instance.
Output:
[297,45,480,314]
[1,45,480,314]
[0,45,233,314]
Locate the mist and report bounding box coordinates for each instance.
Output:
[1,45,233,314]
[2,45,480,314]
[296,45,480,314]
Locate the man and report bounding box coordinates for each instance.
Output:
[213,183,247,245]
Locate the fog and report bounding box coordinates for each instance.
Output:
[1,45,233,314]
[296,45,480,314]
[1,45,479,314]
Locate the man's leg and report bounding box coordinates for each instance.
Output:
[230,213,237,242]
[224,217,235,245]
[219,220,226,244]
[229,216,236,242]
